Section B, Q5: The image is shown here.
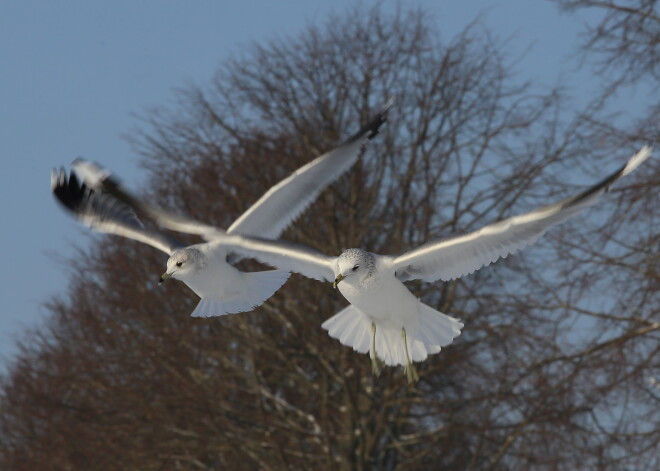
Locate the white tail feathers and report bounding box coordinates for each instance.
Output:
[322,302,463,367]
[322,305,372,353]
[191,269,290,317]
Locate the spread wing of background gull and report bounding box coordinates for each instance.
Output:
[52,101,392,317]
[75,99,393,241]
[51,171,182,255]
[220,146,652,383]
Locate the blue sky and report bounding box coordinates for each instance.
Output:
[0,1,645,365]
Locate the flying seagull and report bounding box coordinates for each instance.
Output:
[213,145,652,382]
[52,101,392,317]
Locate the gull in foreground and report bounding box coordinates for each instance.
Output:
[51,102,391,317]
[216,146,652,382]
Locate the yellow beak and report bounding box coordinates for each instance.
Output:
[333,273,345,289]
[158,272,172,285]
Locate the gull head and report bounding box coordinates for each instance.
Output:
[333,249,375,288]
[160,248,205,285]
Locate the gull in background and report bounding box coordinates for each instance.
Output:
[52,101,392,317]
[214,146,652,382]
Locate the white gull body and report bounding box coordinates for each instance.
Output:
[326,249,462,381]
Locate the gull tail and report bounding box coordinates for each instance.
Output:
[402,302,463,364]
[322,302,463,367]
[322,305,372,354]
[191,270,290,317]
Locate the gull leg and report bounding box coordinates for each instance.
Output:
[402,327,419,384]
[370,322,384,377]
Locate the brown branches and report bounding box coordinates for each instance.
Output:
[552,0,660,83]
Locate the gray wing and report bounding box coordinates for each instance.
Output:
[226,99,393,238]
[73,159,225,240]
[222,234,336,282]
[51,168,181,255]
[393,146,652,282]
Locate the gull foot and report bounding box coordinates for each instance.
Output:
[404,363,419,384]
[369,322,384,377]
[401,327,419,384]
[371,355,385,377]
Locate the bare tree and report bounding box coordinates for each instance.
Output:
[552,0,659,84]
[1,4,657,470]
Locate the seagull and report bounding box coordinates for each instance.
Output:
[51,101,392,317]
[210,145,652,382]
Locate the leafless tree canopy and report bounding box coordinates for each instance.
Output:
[552,0,659,83]
[1,5,657,471]
[551,0,659,163]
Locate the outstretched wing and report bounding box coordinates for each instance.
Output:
[393,146,652,282]
[75,99,392,244]
[51,168,181,255]
[226,99,393,237]
[72,159,225,240]
[222,234,336,282]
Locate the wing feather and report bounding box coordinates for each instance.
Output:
[73,100,391,245]
[226,99,393,237]
[222,234,336,282]
[393,146,652,282]
[51,168,181,255]
[73,159,224,240]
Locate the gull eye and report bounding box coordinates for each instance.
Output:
[352,265,359,272]
[176,261,183,267]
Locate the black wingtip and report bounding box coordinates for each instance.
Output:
[51,168,89,215]
[95,174,137,212]
[365,97,394,139]
[560,161,629,212]
[346,98,394,143]
[558,147,653,212]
